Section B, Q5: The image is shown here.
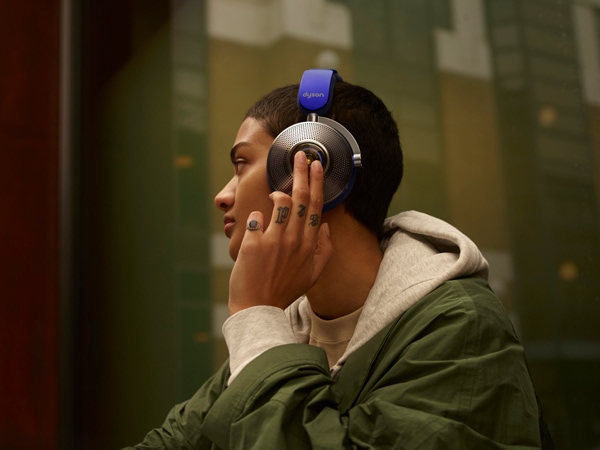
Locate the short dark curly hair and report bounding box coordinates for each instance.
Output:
[244,81,403,240]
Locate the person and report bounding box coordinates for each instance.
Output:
[124,71,551,449]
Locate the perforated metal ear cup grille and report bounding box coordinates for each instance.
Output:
[267,121,355,207]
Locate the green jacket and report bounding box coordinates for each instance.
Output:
[127,278,541,449]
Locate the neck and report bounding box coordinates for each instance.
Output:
[307,211,383,319]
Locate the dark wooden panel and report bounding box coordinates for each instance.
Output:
[0,1,60,449]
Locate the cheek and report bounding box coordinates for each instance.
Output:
[238,171,273,215]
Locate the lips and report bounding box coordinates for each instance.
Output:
[223,217,235,238]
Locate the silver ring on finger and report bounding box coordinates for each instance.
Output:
[247,219,261,231]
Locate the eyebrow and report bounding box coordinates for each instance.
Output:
[229,141,251,163]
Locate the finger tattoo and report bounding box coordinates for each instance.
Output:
[276,206,290,224]
[298,204,306,218]
[309,214,319,227]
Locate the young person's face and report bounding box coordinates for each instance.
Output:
[214,117,275,260]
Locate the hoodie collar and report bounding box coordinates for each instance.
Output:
[287,210,489,376]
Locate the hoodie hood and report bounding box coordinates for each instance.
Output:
[286,210,489,376]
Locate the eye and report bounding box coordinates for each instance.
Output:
[233,158,247,173]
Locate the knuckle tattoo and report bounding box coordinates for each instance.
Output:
[298,204,306,217]
[276,206,290,224]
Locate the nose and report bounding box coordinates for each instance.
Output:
[214,177,235,212]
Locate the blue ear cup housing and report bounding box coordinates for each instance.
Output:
[266,69,362,212]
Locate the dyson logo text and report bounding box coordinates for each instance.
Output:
[302,92,325,99]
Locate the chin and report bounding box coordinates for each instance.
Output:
[228,243,240,262]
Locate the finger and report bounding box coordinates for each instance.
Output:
[289,151,311,234]
[244,211,264,236]
[305,157,324,235]
[268,191,293,233]
[292,150,309,184]
[246,219,262,232]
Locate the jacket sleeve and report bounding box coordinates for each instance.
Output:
[200,280,542,450]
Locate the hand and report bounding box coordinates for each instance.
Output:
[228,151,334,315]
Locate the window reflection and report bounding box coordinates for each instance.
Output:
[79,1,600,448]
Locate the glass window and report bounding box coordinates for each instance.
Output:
[72,1,600,449]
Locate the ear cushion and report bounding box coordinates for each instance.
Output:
[266,120,357,210]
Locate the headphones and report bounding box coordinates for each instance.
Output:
[266,69,362,211]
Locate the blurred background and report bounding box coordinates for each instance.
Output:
[1,0,599,448]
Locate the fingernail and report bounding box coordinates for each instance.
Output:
[323,223,330,237]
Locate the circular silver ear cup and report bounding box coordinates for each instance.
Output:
[267,121,356,206]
